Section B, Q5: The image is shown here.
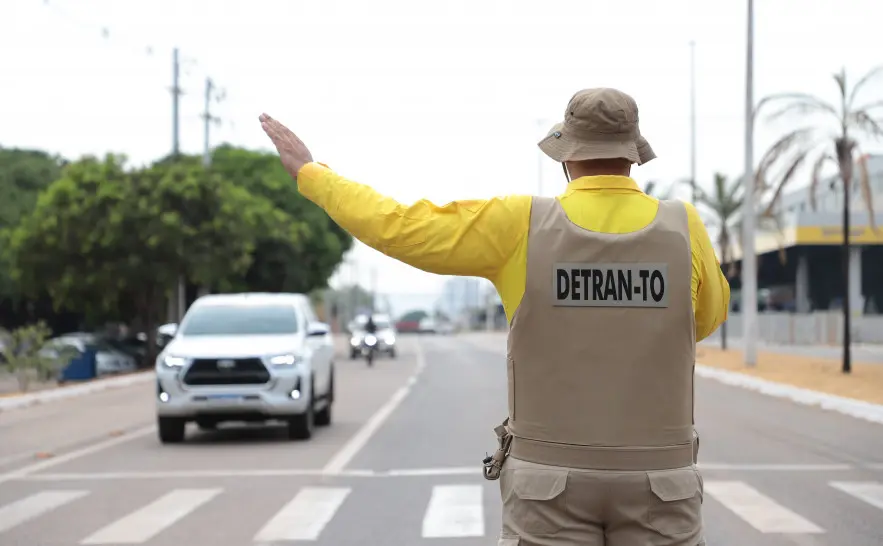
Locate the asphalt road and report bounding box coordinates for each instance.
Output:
[1,333,883,545]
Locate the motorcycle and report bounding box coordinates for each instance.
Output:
[361,333,378,366]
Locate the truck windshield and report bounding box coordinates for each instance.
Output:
[179,304,299,335]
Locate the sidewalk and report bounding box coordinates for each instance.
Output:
[697,340,883,405]
[701,335,883,364]
[0,372,58,397]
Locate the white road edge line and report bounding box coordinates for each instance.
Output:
[0,425,156,486]
[321,337,427,475]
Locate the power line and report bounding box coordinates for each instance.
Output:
[38,0,229,113]
[39,0,160,59]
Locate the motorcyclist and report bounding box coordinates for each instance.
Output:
[364,315,377,335]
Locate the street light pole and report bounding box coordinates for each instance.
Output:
[741,0,758,367]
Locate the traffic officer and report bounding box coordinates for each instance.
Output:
[259,87,729,546]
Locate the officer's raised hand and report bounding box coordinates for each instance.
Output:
[258,113,314,179]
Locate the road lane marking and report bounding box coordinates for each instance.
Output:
[321,338,427,474]
[386,467,476,477]
[9,462,876,482]
[253,487,350,541]
[0,490,89,534]
[79,488,221,544]
[698,464,852,471]
[704,481,824,534]
[0,425,155,486]
[829,481,883,511]
[422,485,484,538]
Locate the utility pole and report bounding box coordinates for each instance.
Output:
[202,76,224,167]
[689,40,697,204]
[741,0,758,367]
[172,48,180,160]
[196,77,222,299]
[168,47,184,324]
[202,77,214,168]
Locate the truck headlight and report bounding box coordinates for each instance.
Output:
[269,354,299,366]
[162,355,187,368]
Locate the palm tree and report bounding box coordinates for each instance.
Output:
[755,66,882,373]
[692,173,783,350]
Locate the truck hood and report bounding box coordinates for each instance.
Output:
[164,334,302,359]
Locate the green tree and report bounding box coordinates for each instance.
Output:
[755,66,883,373]
[208,145,353,293]
[7,155,290,364]
[0,147,65,301]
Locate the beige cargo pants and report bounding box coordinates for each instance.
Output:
[498,457,705,546]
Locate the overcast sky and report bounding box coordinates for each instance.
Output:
[2,0,881,303]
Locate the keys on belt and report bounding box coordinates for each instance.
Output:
[482,418,512,481]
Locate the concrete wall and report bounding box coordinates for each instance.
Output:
[718,312,883,345]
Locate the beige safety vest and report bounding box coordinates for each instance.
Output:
[506,196,697,471]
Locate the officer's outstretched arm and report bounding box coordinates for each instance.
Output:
[684,203,731,341]
[296,162,529,280]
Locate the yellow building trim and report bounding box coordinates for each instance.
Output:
[795,225,883,245]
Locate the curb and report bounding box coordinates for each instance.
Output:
[0,371,155,413]
[695,364,883,426]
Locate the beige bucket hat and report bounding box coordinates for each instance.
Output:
[538,88,656,165]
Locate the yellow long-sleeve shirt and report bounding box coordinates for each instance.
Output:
[297,162,730,341]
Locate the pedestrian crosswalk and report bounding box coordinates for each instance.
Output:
[1,479,882,543]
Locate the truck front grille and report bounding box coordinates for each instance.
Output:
[182,358,271,386]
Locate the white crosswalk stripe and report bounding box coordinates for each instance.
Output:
[6,479,880,541]
[421,485,485,538]
[79,488,222,544]
[703,481,825,534]
[0,490,89,534]
[253,486,351,542]
[829,481,883,511]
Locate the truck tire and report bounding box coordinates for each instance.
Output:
[315,372,333,427]
[158,417,186,444]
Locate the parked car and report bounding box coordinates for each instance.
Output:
[40,333,138,378]
[349,314,397,358]
[154,292,335,444]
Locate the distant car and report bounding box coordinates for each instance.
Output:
[436,321,456,335]
[154,292,335,444]
[349,314,397,358]
[40,334,138,378]
[418,317,437,334]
